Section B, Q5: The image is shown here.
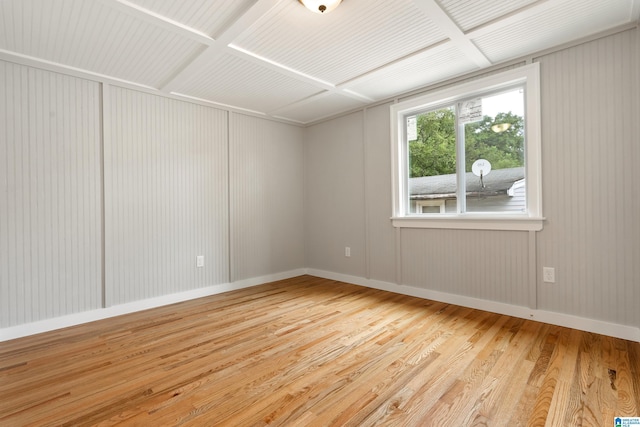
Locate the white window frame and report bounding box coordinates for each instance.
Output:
[390,63,544,231]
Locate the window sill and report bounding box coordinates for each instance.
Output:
[391,215,545,231]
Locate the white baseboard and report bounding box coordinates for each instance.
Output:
[0,269,306,342]
[306,269,640,342]
[3,268,638,343]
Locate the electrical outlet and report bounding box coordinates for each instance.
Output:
[345,247,351,257]
[196,255,205,268]
[543,267,555,283]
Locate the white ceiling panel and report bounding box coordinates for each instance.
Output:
[473,0,633,63]
[438,0,540,33]
[273,93,368,124]
[343,45,479,101]
[231,0,447,85]
[0,0,203,87]
[173,52,323,114]
[127,0,257,38]
[0,0,636,124]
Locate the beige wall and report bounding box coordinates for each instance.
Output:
[0,63,103,326]
[105,86,229,305]
[0,67,306,328]
[230,113,305,281]
[304,27,640,333]
[304,111,367,277]
[1,26,638,338]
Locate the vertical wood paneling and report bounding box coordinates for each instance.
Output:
[363,102,396,283]
[229,113,305,281]
[105,87,228,306]
[305,112,367,278]
[0,0,202,88]
[0,63,7,325]
[536,28,639,328]
[303,28,637,331]
[0,61,102,327]
[401,229,530,306]
[306,97,531,307]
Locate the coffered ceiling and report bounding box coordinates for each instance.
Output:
[0,0,638,124]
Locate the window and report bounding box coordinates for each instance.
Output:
[416,200,446,214]
[390,64,543,231]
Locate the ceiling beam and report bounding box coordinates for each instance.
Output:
[268,91,332,117]
[99,0,374,111]
[226,44,374,103]
[337,39,452,90]
[160,0,372,107]
[226,44,336,92]
[159,0,283,94]
[97,0,215,46]
[465,0,558,39]
[411,0,491,68]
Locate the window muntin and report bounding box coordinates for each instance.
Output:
[391,64,543,231]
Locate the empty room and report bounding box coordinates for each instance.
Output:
[1,0,639,425]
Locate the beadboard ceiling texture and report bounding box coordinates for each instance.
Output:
[0,0,638,124]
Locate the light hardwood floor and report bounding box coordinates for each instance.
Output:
[1,275,639,426]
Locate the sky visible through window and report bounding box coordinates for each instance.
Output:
[481,89,524,119]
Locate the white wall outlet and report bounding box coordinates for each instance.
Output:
[196,255,205,268]
[345,247,351,257]
[543,267,555,283]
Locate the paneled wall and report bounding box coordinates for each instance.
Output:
[1,27,638,336]
[0,63,102,326]
[1,62,306,329]
[401,229,530,307]
[363,102,396,284]
[304,27,639,332]
[105,87,229,306]
[230,113,304,281]
[304,112,367,278]
[535,28,640,328]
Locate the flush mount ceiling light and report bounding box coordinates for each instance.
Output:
[491,122,511,133]
[298,0,342,14]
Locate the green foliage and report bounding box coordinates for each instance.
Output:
[464,112,524,171]
[408,108,456,177]
[408,109,524,178]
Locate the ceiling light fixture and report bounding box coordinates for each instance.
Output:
[491,122,511,133]
[298,0,342,14]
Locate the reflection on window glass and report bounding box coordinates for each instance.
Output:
[464,88,525,213]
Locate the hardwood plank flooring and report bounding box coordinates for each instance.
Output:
[0,275,638,426]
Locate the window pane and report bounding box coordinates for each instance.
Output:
[391,63,542,228]
[463,88,525,213]
[407,106,456,214]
